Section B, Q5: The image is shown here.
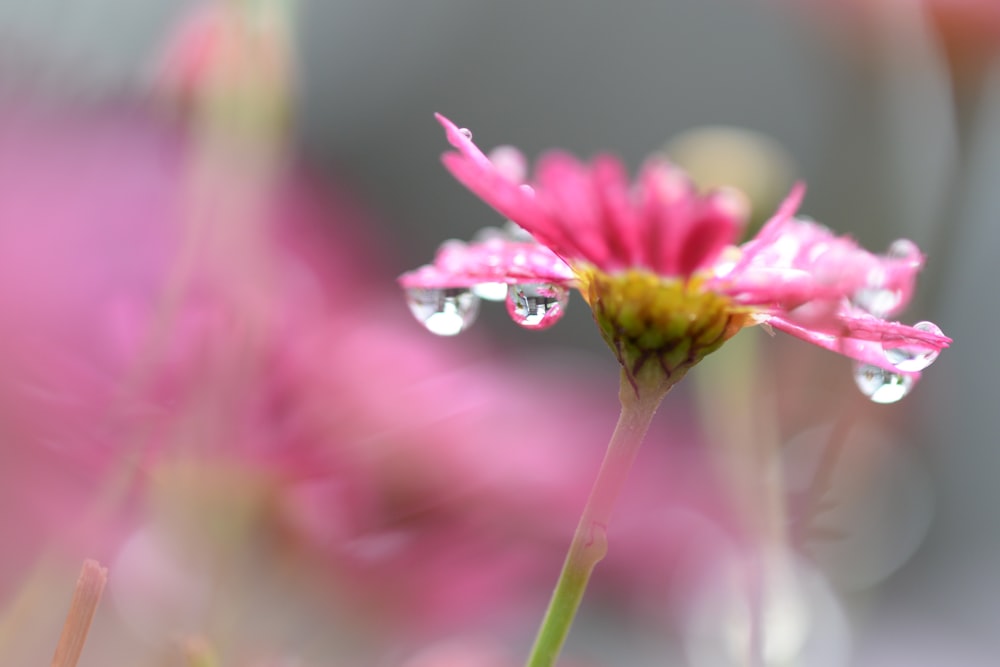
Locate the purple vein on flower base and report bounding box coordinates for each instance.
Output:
[399,114,951,666]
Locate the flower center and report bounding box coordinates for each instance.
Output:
[578,267,750,396]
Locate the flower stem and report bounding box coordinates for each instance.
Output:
[51,560,107,667]
[525,373,670,667]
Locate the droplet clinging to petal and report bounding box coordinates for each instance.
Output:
[882,321,944,372]
[405,287,480,336]
[506,283,570,330]
[471,282,510,302]
[852,362,915,404]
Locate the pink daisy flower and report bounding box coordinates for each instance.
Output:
[400,114,951,401]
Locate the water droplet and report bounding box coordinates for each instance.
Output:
[458,127,473,140]
[506,283,569,330]
[882,321,943,372]
[471,282,509,302]
[405,287,480,336]
[851,286,901,317]
[502,220,535,242]
[887,238,920,262]
[852,362,915,404]
[471,226,506,243]
[436,238,467,253]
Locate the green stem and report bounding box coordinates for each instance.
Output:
[525,373,671,667]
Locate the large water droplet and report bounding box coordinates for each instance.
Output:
[882,321,943,372]
[887,238,920,262]
[502,220,536,242]
[506,283,569,330]
[405,287,480,336]
[471,226,506,243]
[458,127,473,140]
[471,282,509,302]
[852,363,915,404]
[851,286,901,317]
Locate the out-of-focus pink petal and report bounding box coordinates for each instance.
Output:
[729,190,923,317]
[636,160,691,275]
[533,151,620,266]
[745,181,805,243]
[676,188,748,277]
[591,156,640,267]
[401,639,514,667]
[762,310,951,373]
[398,238,575,289]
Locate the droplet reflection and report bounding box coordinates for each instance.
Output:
[852,362,915,404]
[887,238,921,263]
[505,283,569,329]
[882,321,943,372]
[471,282,509,302]
[405,287,480,336]
[850,286,902,318]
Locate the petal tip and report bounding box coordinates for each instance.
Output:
[435,112,472,149]
[779,181,807,219]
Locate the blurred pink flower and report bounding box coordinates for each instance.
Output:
[399,637,599,667]
[400,639,515,667]
[400,115,950,390]
[0,103,710,657]
[1,5,744,665]
[154,0,294,126]
[786,0,1000,89]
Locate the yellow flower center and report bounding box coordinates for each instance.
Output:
[577,267,751,396]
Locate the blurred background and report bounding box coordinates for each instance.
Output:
[0,0,996,665]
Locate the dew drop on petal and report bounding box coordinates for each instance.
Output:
[502,220,535,242]
[487,145,527,182]
[471,226,506,243]
[882,321,944,372]
[852,362,915,404]
[471,282,509,302]
[458,127,473,140]
[506,283,569,330]
[850,286,901,317]
[405,287,480,336]
[436,238,468,255]
[887,238,920,263]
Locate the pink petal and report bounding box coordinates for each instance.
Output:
[637,160,694,275]
[436,114,550,239]
[435,117,748,278]
[398,238,575,289]
[676,189,748,277]
[762,311,952,375]
[752,182,806,242]
[534,152,616,266]
[591,155,641,268]
[436,113,495,173]
[732,190,923,316]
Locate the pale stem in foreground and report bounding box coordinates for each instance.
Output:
[50,559,108,667]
